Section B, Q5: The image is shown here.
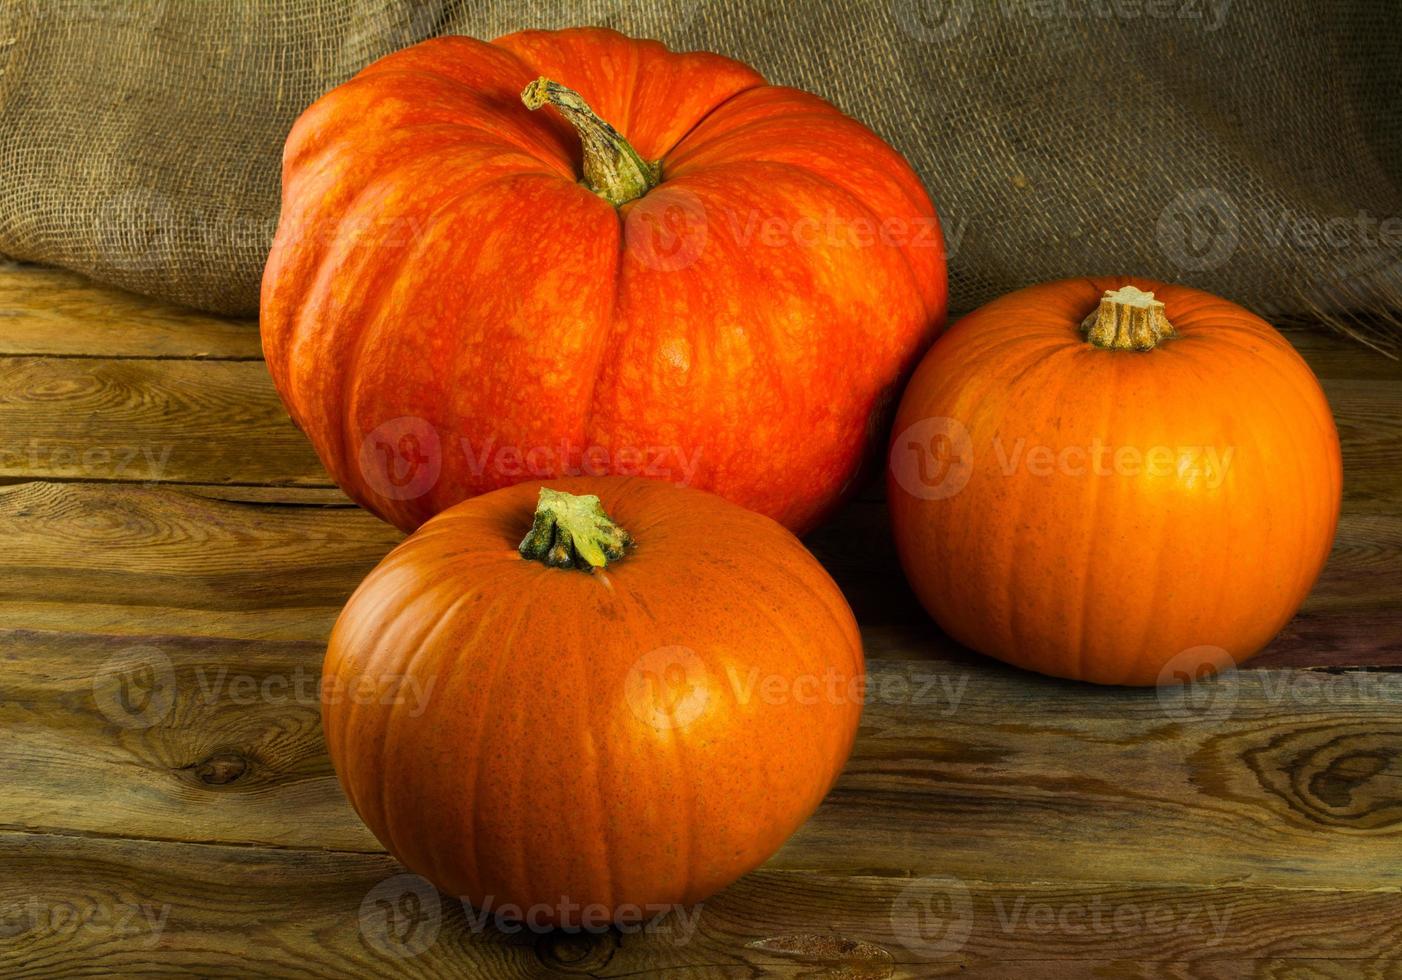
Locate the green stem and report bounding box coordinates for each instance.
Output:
[521,77,660,207]
[518,488,633,571]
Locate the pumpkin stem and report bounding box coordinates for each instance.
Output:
[1082,285,1177,351]
[521,77,661,207]
[518,487,633,571]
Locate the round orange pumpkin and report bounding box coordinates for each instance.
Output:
[887,278,1342,686]
[322,476,863,921]
[261,27,946,535]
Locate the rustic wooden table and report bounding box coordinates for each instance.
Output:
[1,260,1400,977]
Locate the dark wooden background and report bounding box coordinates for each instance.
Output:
[1,261,1400,977]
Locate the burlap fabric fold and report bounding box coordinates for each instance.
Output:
[1,0,1398,346]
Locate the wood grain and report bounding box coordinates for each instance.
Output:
[0,482,399,642]
[0,320,1395,510]
[0,262,260,360]
[1,830,1398,977]
[0,356,328,487]
[0,628,375,852]
[1,262,1400,974]
[7,630,1402,897]
[6,480,1396,668]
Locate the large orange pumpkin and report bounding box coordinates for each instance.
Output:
[322,476,863,922]
[262,27,946,534]
[887,278,1342,686]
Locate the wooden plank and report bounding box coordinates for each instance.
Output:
[0,343,1395,512]
[0,263,1397,973]
[0,481,399,644]
[0,260,1381,372]
[0,629,376,852]
[0,830,1397,976]
[0,356,328,487]
[0,262,260,360]
[1248,607,1402,670]
[2,479,1399,662]
[1327,378,1402,512]
[6,633,1402,893]
[1276,326,1402,381]
[803,662,1402,892]
[0,259,1386,373]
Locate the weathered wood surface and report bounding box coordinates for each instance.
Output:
[0,261,261,360]
[1,261,1400,975]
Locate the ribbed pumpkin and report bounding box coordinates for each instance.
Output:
[261,27,946,534]
[322,476,863,921]
[887,278,1342,686]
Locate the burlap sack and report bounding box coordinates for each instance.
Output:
[1,0,1398,347]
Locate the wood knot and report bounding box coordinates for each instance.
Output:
[535,929,618,974]
[187,752,250,786]
[1247,728,1402,830]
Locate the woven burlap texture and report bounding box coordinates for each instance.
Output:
[1,0,1399,338]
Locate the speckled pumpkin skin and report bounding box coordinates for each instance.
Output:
[887,277,1342,686]
[322,476,864,920]
[261,27,946,535]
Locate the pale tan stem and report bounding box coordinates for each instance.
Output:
[1082,285,1176,351]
